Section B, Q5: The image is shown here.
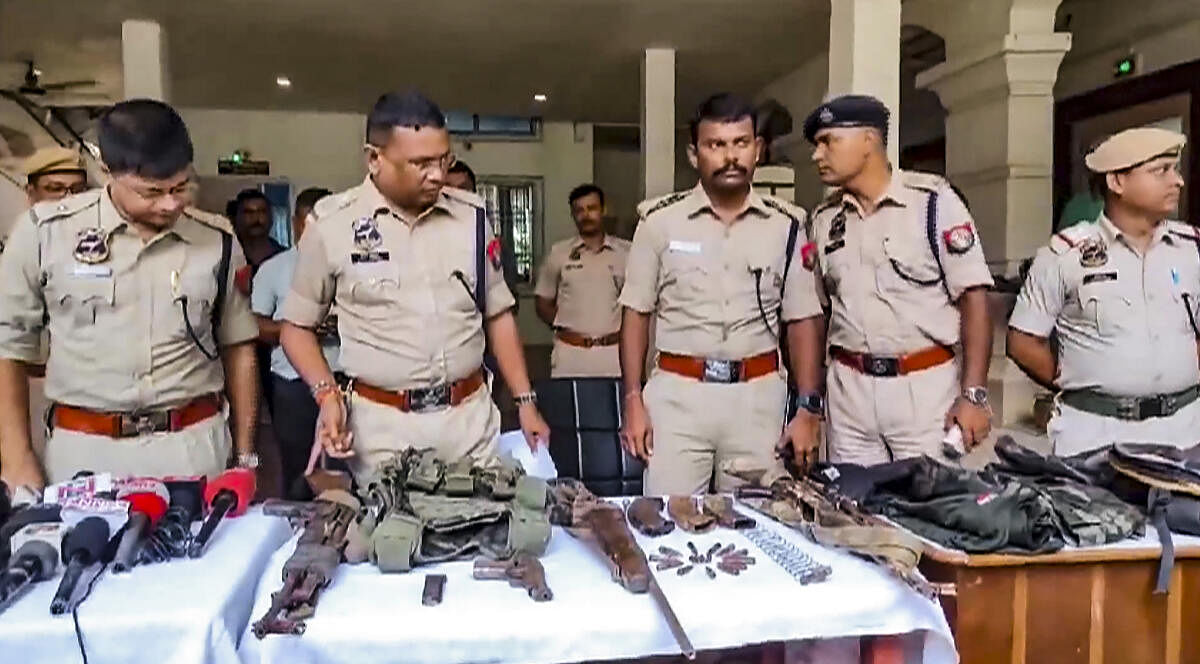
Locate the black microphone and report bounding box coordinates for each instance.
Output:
[0,539,59,615]
[188,469,254,558]
[50,517,110,615]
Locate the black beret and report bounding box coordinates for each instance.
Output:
[803,95,891,144]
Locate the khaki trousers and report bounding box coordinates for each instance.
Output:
[1049,396,1200,456]
[642,369,787,495]
[43,413,231,483]
[346,384,500,484]
[826,360,962,466]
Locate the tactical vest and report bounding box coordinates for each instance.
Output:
[348,449,551,572]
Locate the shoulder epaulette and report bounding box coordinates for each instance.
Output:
[611,237,633,250]
[1049,223,1098,255]
[29,189,100,225]
[812,189,846,216]
[311,188,358,222]
[183,207,233,235]
[442,186,485,209]
[900,170,947,193]
[637,191,688,219]
[761,196,806,226]
[1167,220,1200,242]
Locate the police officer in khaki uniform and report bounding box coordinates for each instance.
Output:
[535,184,630,378]
[0,100,260,490]
[783,95,995,469]
[280,91,549,482]
[620,93,824,495]
[1009,127,1200,455]
[1,147,88,255]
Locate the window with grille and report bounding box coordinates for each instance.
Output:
[476,177,542,288]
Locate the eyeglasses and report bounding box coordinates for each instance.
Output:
[39,181,88,196]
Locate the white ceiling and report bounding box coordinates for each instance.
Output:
[0,0,831,122]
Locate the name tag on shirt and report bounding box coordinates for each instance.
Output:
[1082,271,1117,285]
[351,251,391,264]
[668,240,702,255]
[348,260,396,282]
[71,263,112,278]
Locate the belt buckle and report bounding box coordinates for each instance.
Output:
[582,337,595,348]
[702,359,739,384]
[865,356,900,377]
[409,384,451,413]
[120,410,168,437]
[1141,395,1171,419]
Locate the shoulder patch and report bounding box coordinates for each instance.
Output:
[636,191,688,220]
[30,189,100,224]
[900,170,947,193]
[312,188,357,221]
[442,186,485,209]
[761,195,807,226]
[183,207,233,235]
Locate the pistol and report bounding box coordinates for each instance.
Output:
[472,553,552,602]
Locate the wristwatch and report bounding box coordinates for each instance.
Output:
[514,392,538,407]
[962,386,990,408]
[237,452,261,470]
[796,391,825,417]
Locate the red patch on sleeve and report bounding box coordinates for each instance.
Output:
[234,265,252,295]
[800,241,817,271]
[486,237,502,269]
[942,222,976,254]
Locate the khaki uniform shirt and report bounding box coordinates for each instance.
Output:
[282,177,515,391]
[1010,216,1200,396]
[534,235,630,336]
[619,184,822,360]
[0,188,257,411]
[810,170,993,355]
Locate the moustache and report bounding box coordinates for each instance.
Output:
[716,165,748,176]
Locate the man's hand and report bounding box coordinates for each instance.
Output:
[778,411,821,474]
[945,397,991,450]
[317,393,355,458]
[518,403,549,451]
[620,393,653,462]
[1,453,45,495]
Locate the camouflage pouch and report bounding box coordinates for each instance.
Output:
[406,450,446,493]
[508,476,551,556]
[443,460,476,496]
[370,512,422,573]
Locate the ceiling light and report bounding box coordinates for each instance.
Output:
[276,75,292,88]
[533,93,548,103]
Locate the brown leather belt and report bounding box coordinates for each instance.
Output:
[53,394,222,438]
[555,330,620,348]
[831,345,954,377]
[354,369,485,413]
[657,351,779,383]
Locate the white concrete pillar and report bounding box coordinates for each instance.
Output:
[917,32,1070,269]
[827,0,902,164]
[909,0,1070,427]
[122,19,169,101]
[640,48,675,199]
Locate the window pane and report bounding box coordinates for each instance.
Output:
[476,115,535,135]
[445,111,476,134]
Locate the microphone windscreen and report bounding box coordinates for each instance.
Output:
[203,469,256,516]
[13,540,58,579]
[64,517,110,564]
[116,478,170,506]
[124,493,169,527]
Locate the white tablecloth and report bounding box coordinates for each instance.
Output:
[0,508,291,664]
[238,502,956,664]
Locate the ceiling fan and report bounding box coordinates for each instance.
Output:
[14,59,98,96]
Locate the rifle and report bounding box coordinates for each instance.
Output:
[730,464,937,598]
[252,490,361,638]
[472,552,552,601]
[549,480,696,660]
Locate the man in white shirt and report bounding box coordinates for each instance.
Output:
[252,187,339,493]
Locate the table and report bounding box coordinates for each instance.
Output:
[238,503,956,664]
[918,529,1200,664]
[0,508,292,664]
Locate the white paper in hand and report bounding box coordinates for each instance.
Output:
[497,430,558,479]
